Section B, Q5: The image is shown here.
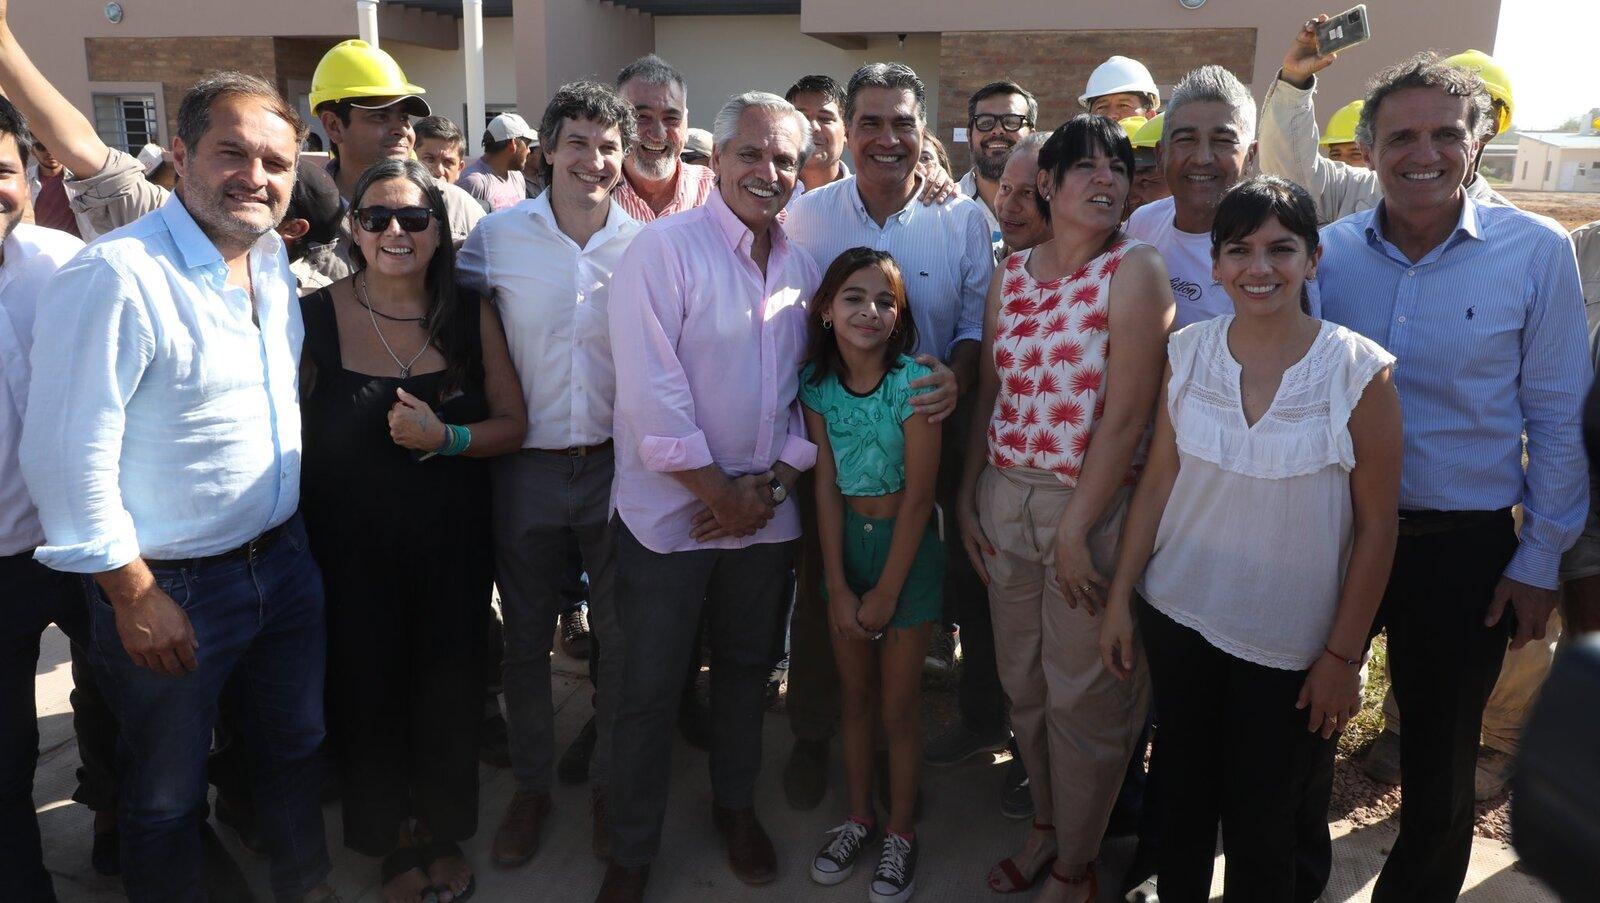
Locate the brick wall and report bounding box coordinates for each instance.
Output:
[937,28,1257,174]
[273,37,339,100]
[86,36,279,142]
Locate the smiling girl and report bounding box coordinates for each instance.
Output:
[1099,175,1402,900]
[800,248,941,903]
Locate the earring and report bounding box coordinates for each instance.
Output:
[822,319,833,330]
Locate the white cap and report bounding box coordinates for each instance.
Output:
[1080,56,1161,109]
[487,112,537,144]
[136,143,170,175]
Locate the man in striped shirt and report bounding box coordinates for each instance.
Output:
[612,54,714,223]
[1318,53,1589,903]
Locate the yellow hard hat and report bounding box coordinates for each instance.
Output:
[1446,49,1513,136]
[1320,100,1364,146]
[1117,116,1148,142]
[1130,113,1163,149]
[310,39,429,116]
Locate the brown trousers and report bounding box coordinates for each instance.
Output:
[978,465,1149,864]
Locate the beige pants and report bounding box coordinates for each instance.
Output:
[1382,608,1562,754]
[978,465,1150,864]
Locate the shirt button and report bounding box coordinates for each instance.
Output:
[1397,316,1406,323]
[1406,270,1416,277]
[863,523,874,533]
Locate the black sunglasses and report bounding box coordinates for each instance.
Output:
[971,114,1032,133]
[354,205,434,234]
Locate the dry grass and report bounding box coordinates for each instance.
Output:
[1501,190,1600,231]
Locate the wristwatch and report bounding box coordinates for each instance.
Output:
[768,476,788,505]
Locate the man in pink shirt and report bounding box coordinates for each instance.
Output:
[598,91,816,903]
[611,54,714,223]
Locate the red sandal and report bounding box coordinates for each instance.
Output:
[986,822,1056,893]
[1049,863,1098,900]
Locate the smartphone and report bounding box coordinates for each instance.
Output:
[1316,5,1371,56]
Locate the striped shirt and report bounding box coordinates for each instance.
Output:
[1319,197,1591,589]
[786,174,993,361]
[613,162,715,224]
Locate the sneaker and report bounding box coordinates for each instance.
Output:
[1361,729,1402,786]
[809,818,878,885]
[870,832,918,903]
[557,607,592,660]
[923,723,1009,767]
[1000,755,1034,820]
[923,628,957,675]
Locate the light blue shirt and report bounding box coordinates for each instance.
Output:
[21,194,303,573]
[1319,197,1591,589]
[786,174,993,361]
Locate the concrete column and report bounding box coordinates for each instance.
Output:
[464,0,486,156]
[356,0,380,47]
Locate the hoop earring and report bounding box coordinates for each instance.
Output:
[822,319,833,329]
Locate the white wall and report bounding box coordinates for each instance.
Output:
[1512,138,1552,191]
[388,21,520,136]
[655,16,943,130]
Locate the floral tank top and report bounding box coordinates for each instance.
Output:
[985,239,1140,486]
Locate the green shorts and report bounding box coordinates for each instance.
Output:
[821,508,945,629]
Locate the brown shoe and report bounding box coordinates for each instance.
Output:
[491,789,551,867]
[591,785,610,860]
[712,805,776,885]
[593,862,648,903]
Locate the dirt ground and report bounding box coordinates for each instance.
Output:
[1501,190,1600,231]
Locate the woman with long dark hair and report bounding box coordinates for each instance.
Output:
[1100,176,1401,900]
[957,114,1173,901]
[299,159,525,903]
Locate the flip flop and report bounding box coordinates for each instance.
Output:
[421,840,476,903]
[380,847,437,903]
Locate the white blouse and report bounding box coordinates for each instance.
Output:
[1140,316,1394,670]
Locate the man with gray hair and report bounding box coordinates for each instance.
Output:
[598,91,817,902]
[613,53,714,222]
[1125,64,1264,327]
[1319,52,1588,903]
[782,61,985,814]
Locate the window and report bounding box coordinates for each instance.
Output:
[1543,160,1552,183]
[1521,161,1528,180]
[93,93,159,154]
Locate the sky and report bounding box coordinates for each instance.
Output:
[1493,0,1600,130]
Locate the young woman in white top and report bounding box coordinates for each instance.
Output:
[1099,175,1402,901]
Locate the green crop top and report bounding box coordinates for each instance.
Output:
[799,356,933,497]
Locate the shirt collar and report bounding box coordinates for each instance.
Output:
[157,192,226,271]
[704,187,790,262]
[527,190,636,251]
[1365,194,1484,253]
[848,173,923,227]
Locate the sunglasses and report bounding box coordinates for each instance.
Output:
[354,205,435,234]
[971,114,1032,133]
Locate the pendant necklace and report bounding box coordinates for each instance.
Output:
[359,272,433,379]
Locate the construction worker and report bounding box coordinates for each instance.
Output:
[1320,99,1366,167]
[1081,55,1161,119]
[1259,15,1511,224]
[1123,113,1170,218]
[311,39,484,250]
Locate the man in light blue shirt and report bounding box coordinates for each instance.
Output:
[21,73,334,903]
[1318,53,1589,903]
[783,62,996,812]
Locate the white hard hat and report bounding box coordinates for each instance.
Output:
[1080,56,1161,109]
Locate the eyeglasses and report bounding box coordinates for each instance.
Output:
[354,205,434,234]
[971,114,1032,133]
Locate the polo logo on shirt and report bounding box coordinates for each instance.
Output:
[1466,306,1475,320]
[919,271,930,277]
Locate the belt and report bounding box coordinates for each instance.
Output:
[1396,508,1512,536]
[144,518,293,569]
[533,438,613,458]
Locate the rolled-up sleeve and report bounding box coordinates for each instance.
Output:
[777,401,817,472]
[1257,76,1381,225]
[64,148,169,240]
[953,206,994,354]
[20,258,154,572]
[1507,236,1593,589]
[608,230,713,473]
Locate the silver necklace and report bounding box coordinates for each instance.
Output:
[358,272,432,378]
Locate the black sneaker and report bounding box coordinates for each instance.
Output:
[809,818,878,885]
[557,608,592,660]
[1000,755,1034,820]
[869,832,917,903]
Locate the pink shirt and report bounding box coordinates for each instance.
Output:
[609,188,820,553]
[613,162,715,223]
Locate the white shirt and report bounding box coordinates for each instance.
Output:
[958,167,1004,249]
[787,175,994,361]
[22,195,303,572]
[0,224,85,555]
[1140,316,1393,670]
[458,193,640,449]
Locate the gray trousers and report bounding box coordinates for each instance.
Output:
[493,447,619,793]
[608,517,794,866]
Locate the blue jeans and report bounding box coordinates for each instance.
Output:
[86,515,330,903]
